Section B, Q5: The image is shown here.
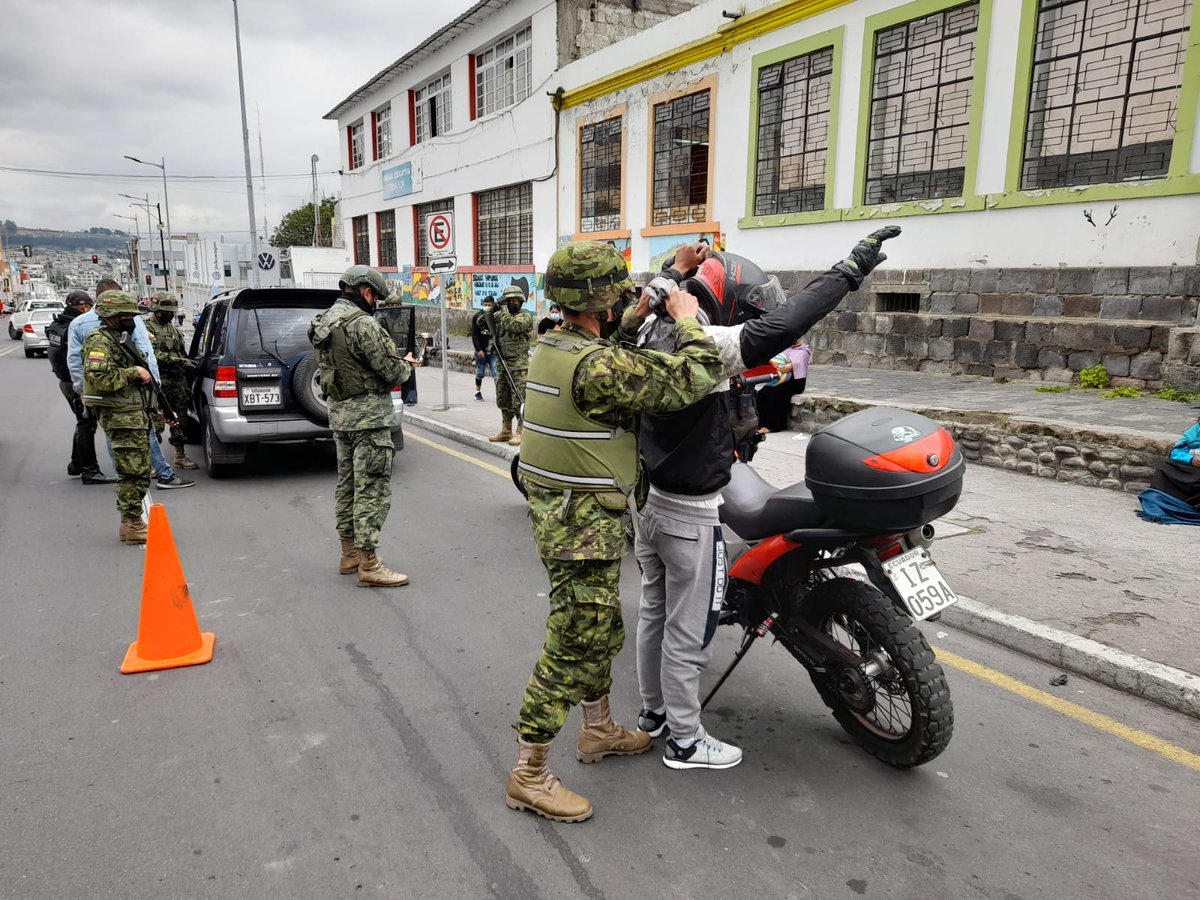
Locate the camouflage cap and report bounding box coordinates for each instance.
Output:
[95,290,140,317]
[544,241,632,312]
[150,291,178,312]
[500,285,525,303]
[338,264,389,298]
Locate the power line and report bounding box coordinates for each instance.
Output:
[0,164,340,181]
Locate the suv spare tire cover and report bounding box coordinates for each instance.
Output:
[292,352,330,427]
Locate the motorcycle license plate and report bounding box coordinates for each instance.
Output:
[882,547,959,621]
[240,386,282,408]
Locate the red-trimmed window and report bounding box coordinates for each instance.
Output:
[349,120,365,169]
[475,183,532,265]
[474,25,532,118]
[372,105,392,160]
[352,215,369,265]
[377,210,397,267]
[414,198,454,267]
[413,71,452,143]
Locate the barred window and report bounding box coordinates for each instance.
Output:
[475,25,533,118]
[377,210,396,268]
[350,121,365,170]
[374,105,392,159]
[413,72,452,143]
[754,46,835,215]
[652,90,711,226]
[580,117,622,232]
[1021,0,1193,189]
[865,2,980,204]
[415,198,454,267]
[476,183,533,266]
[352,216,369,265]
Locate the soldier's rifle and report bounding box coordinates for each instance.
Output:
[116,332,178,424]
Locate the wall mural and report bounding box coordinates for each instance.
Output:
[386,267,544,313]
[647,231,724,273]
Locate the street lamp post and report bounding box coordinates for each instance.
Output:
[113,213,142,296]
[124,155,176,295]
[121,194,170,291]
[232,0,260,288]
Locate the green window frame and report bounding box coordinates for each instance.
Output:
[741,28,844,228]
[998,0,1200,208]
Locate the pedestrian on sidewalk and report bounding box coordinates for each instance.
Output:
[505,241,723,824]
[489,285,533,446]
[308,265,415,587]
[537,302,562,335]
[143,293,199,471]
[80,291,158,544]
[1138,417,1200,524]
[68,279,194,490]
[756,340,810,433]
[625,227,900,771]
[45,290,116,485]
[470,295,498,401]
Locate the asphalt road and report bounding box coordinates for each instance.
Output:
[1,339,1198,900]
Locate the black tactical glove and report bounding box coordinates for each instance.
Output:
[833,225,901,290]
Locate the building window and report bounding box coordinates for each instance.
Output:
[413,72,453,143]
[652,90,711,226]
[377,210,397,267]
[579,116,623,232]
[1021,0,1193,189]
[352,215,369,265]
[223,263,232,278]
[865,2,980,204]
[415,198,454,267]
[349,121,365,170]
[754,46,835,215]
[474,25,532,118]
[374,104,392,160]
[476,183,532,266]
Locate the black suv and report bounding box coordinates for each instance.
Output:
[187,288,416,477]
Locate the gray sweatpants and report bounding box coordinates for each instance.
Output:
[635,490,727,744]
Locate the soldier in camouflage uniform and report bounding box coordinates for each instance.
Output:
[309,265,414,587]
[505,241,722,823]
[81,291,157,544]
[488,284,534,446]
[143,292,199,471]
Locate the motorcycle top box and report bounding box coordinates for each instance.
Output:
[805,408,963,532]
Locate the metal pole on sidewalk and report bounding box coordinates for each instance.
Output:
[232,0,260,288]
[435,275,449,411]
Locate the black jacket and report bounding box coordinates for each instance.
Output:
[470,310,494,354]
[46,306,83,385]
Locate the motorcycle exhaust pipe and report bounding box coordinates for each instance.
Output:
[909,524,936,549]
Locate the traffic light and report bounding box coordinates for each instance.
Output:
[22,245,32,257]
[91,254,99,264]
[145,274,152,285]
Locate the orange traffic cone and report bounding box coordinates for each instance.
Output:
[120,503,215,674]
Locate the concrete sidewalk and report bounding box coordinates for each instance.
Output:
[403,361,1199,717]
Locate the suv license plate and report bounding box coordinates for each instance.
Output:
[241,386,282,408]
[881,547,959,621]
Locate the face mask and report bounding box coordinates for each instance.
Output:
[155,311,172,324]
[483,304,494,313]
[117,318,137,334]
[549,312,561,322]
[598,309,619,340]
[507,301,522,314]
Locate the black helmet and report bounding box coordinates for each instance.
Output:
[684,250,785,326]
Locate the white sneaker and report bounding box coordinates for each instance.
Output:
[663,729,742,770]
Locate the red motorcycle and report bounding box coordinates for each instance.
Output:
[708,405,962,767]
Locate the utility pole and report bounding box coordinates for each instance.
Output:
[311,154,321,246]
[232,0,260,288]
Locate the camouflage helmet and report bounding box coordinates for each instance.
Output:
[544,241,632,312]
[338,264,389,298]
[150,291,178,312]
[500,285,525,304]
[94,290,140,318]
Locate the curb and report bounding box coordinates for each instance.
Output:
[942,596,1200,719]
[405,414,1200,720]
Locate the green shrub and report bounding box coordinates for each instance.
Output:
[1077,364,1111,389]
[1034,385,1070,393]
[1100,387,1142,399]
[1154,384,1200,404]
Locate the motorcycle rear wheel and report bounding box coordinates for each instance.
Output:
[795,578,953,767]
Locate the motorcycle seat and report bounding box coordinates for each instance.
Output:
[719,461,827,540]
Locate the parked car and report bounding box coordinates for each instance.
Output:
[21,309,55,357]
[8,299,63,339]
[186,288,416,477]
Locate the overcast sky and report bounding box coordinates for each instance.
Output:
[0,0,478,240]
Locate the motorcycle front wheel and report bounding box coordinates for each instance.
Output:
[794,578,953,767]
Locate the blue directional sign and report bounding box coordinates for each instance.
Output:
[382,162,417,200]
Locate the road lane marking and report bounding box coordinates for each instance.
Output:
[0,345,18,358]
[410,427,1200,773]
[935,647,1200,772]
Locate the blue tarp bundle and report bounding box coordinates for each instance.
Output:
[1136,488,1200,526]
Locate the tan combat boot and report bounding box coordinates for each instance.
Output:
[356,550,409,587]
[173,447,199,470]
[508,422,523,447]
[488,416,513,442]
[120,517,148,545]
[506,737,593,823]
[577,695,653,763]
[338,538,360,574]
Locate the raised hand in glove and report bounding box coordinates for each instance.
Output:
[833,225,902,290]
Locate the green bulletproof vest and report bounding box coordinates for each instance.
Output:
[143,315,186,364]
[81,330,151,411]
[312,304,388,402]
[518,333,638,510]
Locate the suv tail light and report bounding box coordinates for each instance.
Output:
[214,365,238,398]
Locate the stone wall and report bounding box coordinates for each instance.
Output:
[559,0,704,65]
[788,265,1200,390]
[791,397,1171,494]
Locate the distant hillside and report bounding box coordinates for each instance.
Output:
[2,223,130,253]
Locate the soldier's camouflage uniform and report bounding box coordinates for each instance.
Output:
[309,297,411,550]
[143,313,191,449]
[492,304,534,420]
[81,328,153,520]
[517,318,721,743]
